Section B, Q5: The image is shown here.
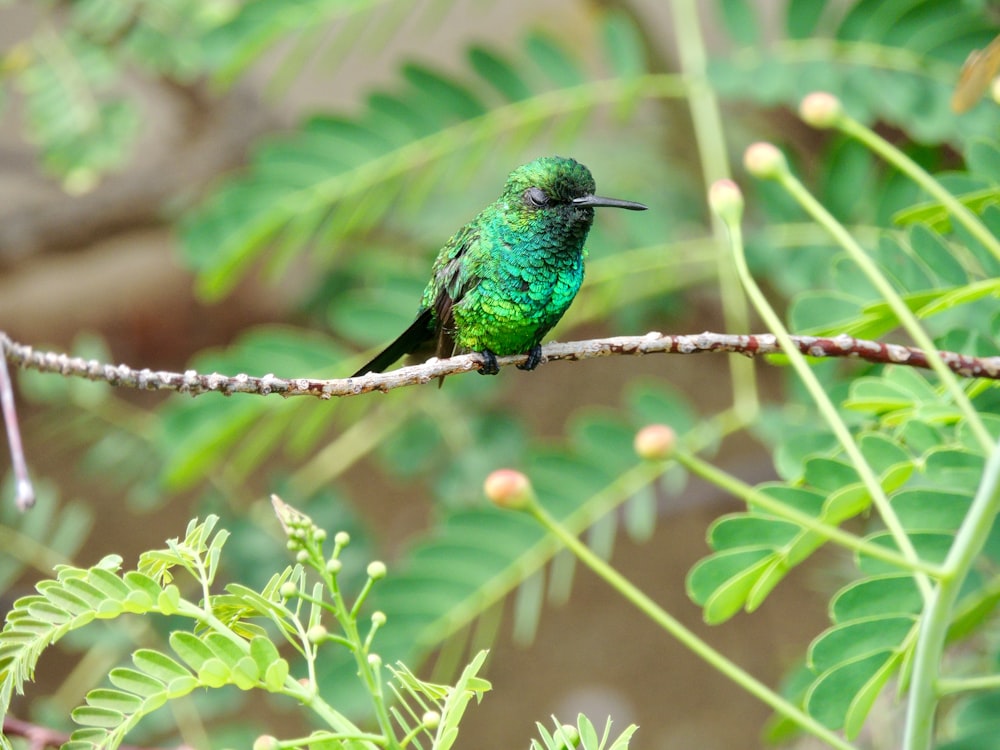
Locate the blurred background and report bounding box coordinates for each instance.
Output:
[1,0,998,747]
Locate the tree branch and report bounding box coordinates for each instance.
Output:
[2,715,190,750]
[2,330,998,401]
[3,328,997,512]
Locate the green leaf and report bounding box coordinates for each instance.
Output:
[525,31,585,89]
[601,10,645,78]
[830,575,923,622]
[805,650,898,730]
[264,659,289,692]
[197,657,230,688]
[402,64,486,121]
[803,457,860,492]
[85,687,144,715]
[71,705,124,729]
[786,0,826,38]
[716,0,758,45]
[131,649,192,682]
[908,224,970,286]
[108,667,165,698]
[687,548,774,623]
[708,515,800,550]
[788,291,863,332]
[468,46,532,102]
[808,616,916,672]
[169,631,214,671]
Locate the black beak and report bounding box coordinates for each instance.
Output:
[572,194,648,211]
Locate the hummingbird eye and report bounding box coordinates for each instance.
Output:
[524,187,550,208]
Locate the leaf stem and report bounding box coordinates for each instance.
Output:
[674,448,943,577]
[769,153,993,454]
[670,0,758,423]
[718,183,933,599]
[936,674,1000,695]
[834,114,1000,264]
[903,437,1000,750]
[523,496,856,750]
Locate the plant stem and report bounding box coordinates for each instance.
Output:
[772,165,993,454]
[937,674,1000,695]
[670,0,758,422]
[834,115,1000,263]
[722,194,933,599]
[524,498,856,750]
[675,449,943,577]
[903,437,1000,750]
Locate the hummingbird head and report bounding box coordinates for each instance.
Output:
[500,156,648,226]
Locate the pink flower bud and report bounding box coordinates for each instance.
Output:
[634,424,677,460]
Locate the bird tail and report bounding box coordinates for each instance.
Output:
[351,308,434,377]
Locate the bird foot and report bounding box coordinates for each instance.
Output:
[516,344,543,371]
[477,349,500,376]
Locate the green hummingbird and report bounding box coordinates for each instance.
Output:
[351,156,647,378]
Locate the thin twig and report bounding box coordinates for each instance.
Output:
[0,340,34,509]
[1,330,998,402]
[2,715,190,750]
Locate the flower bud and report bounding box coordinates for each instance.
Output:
[484,469,534,510]
[743,142,787,179]
[799,91,843,128]
[707,179,744,224]
[634,424,677,461]
[422,711,441,729]
[556,724,580,747]
[367,561,387,580]
[252,735,280,750]
[307,625,328,643]
[279,582,297,599]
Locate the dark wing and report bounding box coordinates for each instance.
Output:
[424,222,483,359]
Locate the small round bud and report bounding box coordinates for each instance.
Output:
[286,540,297,551]
[334,531,351,547]
[743,142,788,180]
[556,724,580,747]
[314,528,327,542]
[279,582,297,599]
[307,625,328,643]
[634,424,677,461]
[253,735,280,750]
[367,561,387,580]
[799,91,843,128]
[707,179,744,224]
[484,469,534,510]
[422,710,441,729]
[368,653,382,668]
[326,557,343,574]
[295,550,309,564]
[371,611,387,626]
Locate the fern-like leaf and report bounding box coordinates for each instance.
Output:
[179,15,671,299]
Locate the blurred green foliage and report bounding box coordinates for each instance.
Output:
[3,0,1000,747]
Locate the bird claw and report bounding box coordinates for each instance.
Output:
[477,349,500,375]
[516,344,543,371]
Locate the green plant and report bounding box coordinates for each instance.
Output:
[3,0,1000,748]
[0,508,629,749]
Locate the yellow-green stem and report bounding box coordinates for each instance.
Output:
[722,201,933,600]
[670,0,758,421]
[525,497,856,750]
[675,448,943,577]
[772,167,993,454]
